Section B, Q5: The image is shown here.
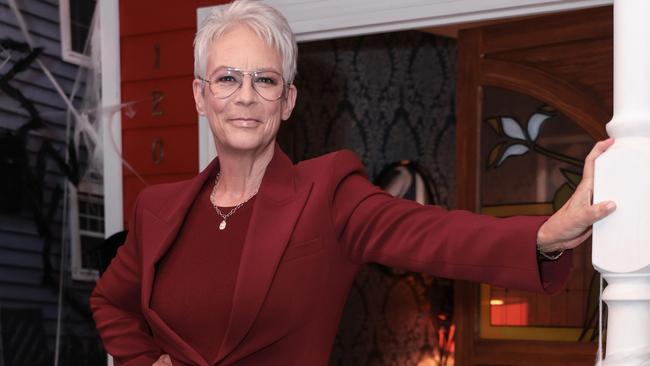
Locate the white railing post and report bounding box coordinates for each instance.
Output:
[593,0,650,364]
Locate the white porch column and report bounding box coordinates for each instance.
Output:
[593,0,650,364]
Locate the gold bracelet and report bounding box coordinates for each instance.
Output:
[536,242,565,261]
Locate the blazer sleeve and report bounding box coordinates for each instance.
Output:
[90,193,161,365]
[329,150,572,294]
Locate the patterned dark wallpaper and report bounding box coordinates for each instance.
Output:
[278,30,458,366]
[281,31,456,206]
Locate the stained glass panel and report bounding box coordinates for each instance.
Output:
[480,86,598,340]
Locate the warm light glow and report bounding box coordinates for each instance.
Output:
[490,300,529,326]
[417,356,438,366]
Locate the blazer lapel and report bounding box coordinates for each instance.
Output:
[140,157,220,366]
[215,147,313,363]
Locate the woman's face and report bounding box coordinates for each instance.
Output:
[193,25,297,155]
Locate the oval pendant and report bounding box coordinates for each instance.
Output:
[219,220,227,230]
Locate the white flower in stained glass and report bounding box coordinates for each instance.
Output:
[497,143,529,166]
[501,117,526,140]
[527,113,551,141]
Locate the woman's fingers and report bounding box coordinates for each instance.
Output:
[589,200,617,223]
[537,139,617,251]
[582,138,614,183]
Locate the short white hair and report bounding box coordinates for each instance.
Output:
[194,0,298,84]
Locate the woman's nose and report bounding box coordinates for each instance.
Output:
[234,75,258,103]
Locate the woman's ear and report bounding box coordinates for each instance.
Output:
[193,79,206,116]
[281,84,298,121]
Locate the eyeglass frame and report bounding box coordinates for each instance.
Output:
[198,67,290,101]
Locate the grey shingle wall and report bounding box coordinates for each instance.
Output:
[0,0,103,362]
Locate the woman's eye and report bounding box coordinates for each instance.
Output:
[255,76,278,86]
[217,75,238,83]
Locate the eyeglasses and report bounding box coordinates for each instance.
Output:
[199,67,287,101]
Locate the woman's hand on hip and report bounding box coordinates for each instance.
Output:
[153,354,173,366]
[536,138,617,253]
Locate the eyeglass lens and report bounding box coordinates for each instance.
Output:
[208,68,285,101]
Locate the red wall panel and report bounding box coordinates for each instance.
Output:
[121,30,195,82]
[122,125,198,177]
[120,0,231,36]
[121,77,197,129]
[120,1,229,219]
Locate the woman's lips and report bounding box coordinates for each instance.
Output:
[228,118,261,127]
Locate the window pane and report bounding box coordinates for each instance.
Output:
[480,86,595,329]
[69,0,97,54]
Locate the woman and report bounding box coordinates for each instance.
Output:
[90,1,615,365]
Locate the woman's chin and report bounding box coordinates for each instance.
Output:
[218,137,273,154]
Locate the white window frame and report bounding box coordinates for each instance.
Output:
[59,0,96,68]
[68,181,104,281]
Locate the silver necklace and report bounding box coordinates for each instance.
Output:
[209,172,256,230]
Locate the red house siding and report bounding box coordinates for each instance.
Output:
[119,0,229,222]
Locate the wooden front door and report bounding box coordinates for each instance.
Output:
[455,6,612,366]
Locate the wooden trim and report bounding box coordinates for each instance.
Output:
[454,27,483,366]
[480,59,608,140]
[472,339,597,365]
[454,281,480,366]
[480,5,612,54]
[456,28,482,213]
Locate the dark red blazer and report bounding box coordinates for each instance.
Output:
[90,147,571,366]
